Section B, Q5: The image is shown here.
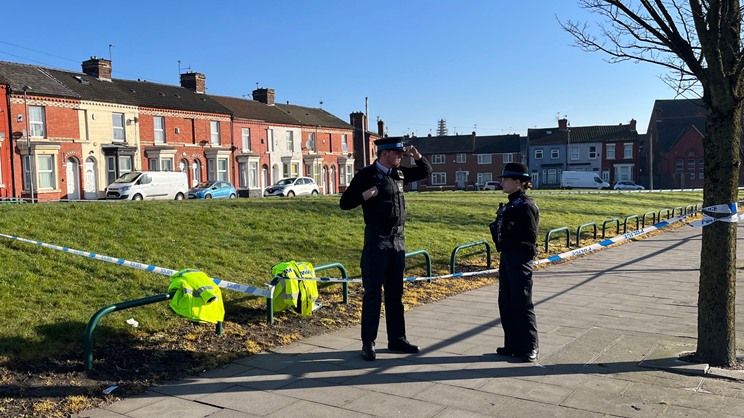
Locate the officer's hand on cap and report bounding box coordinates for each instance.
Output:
[363,186,379,201]
[405,146,422,160]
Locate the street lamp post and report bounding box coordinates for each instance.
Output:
[22,86,34,203]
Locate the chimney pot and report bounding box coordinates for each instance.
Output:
[82,57,112,81]
[180,72,206,94]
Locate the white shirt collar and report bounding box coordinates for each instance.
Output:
[376,160,392,174]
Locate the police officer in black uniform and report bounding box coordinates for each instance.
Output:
[339,137,432,361]
[490,162,540,362]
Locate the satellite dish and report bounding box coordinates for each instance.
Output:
[305,140,314,150]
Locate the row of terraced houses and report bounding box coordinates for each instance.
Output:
[0,57,733,200]
[0,57,383,201]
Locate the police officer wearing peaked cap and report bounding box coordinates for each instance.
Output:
[339,137,432,361]
[490,162,540,362]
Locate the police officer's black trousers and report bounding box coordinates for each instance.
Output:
[360,226,406,344]
[498,251,539,352]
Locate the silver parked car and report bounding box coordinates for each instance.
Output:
[264,177,320,197]
[614,180,645,190]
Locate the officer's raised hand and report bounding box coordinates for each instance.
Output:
[404,145,422,160]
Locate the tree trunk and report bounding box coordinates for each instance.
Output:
[697,89,739,367]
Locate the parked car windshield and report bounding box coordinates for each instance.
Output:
[195,181,215,189]
[276,178,296,185]
[114,172,141,183]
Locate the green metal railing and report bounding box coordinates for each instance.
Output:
[685,205,694,215]
[672,206,684,217]
[545,227,570,253]
[576,222,597,247]
[406,250,432,281]
[602,218,620,239]
[659,208,671,221]
[450,240,491,274]
[266,262,349,325]
[623,215,639,234]
[84,291,223,372]
[642,211,656,227]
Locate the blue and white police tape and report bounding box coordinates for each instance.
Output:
[0,232,269,297]
[686,202,742,227]
[531,188,705,195]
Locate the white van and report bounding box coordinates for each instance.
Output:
[560,171,611,190]
[106,171,188,201]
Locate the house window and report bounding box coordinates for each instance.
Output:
[154,117,165,143]
[283,163,290,178]
[606,144,615,159]
[503,154,513,163]
[209,158,228,181]
[307,132,315,152]
[161,159,173,172]
[589,146,597,159]
[23,155,32,190]
[339,165,346,186]
[239,162,248,188]
[699,158,704,179]
[547,169,557,183]
[119,156,132,174]
[192,160,202,187]
[675,159,684,173]
[615,165,633,181]
[571,146,579,160]
[624,143,633,159]
[29,106,46,137]
[688,158,695,179]
[342,134,348,153]
[148,158,159,171]
[432,154,445,164]
[106,156,116,185]
[287,131,294,151]
[346,164,353,184]
[37,155,55,190]
[250,162,259,187]
[477,173,492,185]
[456,153,466,163]
[432,172,446,185]
[210,121,221,145]
[313,161,321,184]
[242,128,251,151]
[535,149,543,159]
[112,113,125,141]
[208,159,215,180]
[268,129,274,152]
[551,149,559,159]
[477,155,492,164]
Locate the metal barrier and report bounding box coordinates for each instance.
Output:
[642,211,656,227]
[696,203,703,211]
[576,222,597,247]
[450,240,491,274]
[672,206,684,217]
[84,291,223,372]
[0,199,26,204]
[659,208,671,221]
[266,261,349,325]
[685,205,694,214]
[602,218,620,239]
[545,227,570,253]
[406,250,432,281]
[623,215,639,234]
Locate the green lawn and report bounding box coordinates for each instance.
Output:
[0,190,702,363]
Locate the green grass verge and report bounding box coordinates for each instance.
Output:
[0,190,702,364]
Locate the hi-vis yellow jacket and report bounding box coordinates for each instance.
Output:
[271,261,319,316]
[168,269,225,324]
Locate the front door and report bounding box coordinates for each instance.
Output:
[84,157,98,200]
[330,166,336,194]
[322,166,328,195]
[66,158,80,200]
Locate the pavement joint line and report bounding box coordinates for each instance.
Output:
[584,334,626,367]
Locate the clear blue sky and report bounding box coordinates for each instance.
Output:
[0,0,678,136]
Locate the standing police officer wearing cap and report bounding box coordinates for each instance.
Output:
[340,138,432,361]
[490,162,540,362]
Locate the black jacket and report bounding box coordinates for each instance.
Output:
[491,189,540,254]
[339,158,432,229]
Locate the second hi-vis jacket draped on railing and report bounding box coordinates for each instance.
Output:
[271,261,319,316]
[168,269,225,324]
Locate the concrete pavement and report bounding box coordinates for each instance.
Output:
[77,224,744,418]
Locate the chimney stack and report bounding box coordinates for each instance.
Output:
[253,88,275,105]
[180,72,206,94]
[630,119,637,131]
[558,118,568,131]
[377,119,385,137]
[82,56,112,81]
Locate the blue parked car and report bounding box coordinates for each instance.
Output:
[188,181,237,199]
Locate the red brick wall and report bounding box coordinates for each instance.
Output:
[0,85,11,197]
[664,129,704,188]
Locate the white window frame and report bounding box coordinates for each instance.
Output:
[287,131,294,151]
[589,146,597,159]
[241,128,251,152]
[456,153,466,163]
[547,169,557,183]
[148,158,159,171]
[570,146,579,160]
[37,154,56,190]
[346,164,353,185]
[477,154,492,164]
[535,149,543,160]
[606,144,615,159]
[341,134,348,153]
[687,158,695,179]
[615,164,633,181]
[23,155,32,190]
[502,154,513,163]
[268,129,274,152]
[699,158,704,179]
[477,173,492,185]
[112,113,125,141]
[29,106,46,138]
[431,172,446,185]
[432,154,445,164]
[675,159,684,173]
[154,116,165,143]
[218,158,228,181]
[623,143,633,159]
[551,149,559,159]
[161,158,173,172]
[307,132,315,152]
[119,156,132,175]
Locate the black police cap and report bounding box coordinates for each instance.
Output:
[499,162,530,179]
[374,137,405,152]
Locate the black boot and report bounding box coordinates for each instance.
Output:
[388,337,420,353]
[361,342,376,361]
